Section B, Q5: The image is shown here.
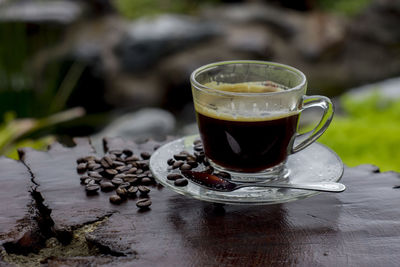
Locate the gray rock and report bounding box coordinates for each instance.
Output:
[114,14,221,72]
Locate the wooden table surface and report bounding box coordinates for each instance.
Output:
[1,137,400,267]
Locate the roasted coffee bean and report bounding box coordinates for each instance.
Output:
[109,154,117,161]
[100,158,111,168]
[86,184,100,194]
[84,178,95,185]
[124,174,137,179]
[172,160,184,169]
[125,155,140,162]
[141,177,152,185]
[135,169,144,174]
[125,167,137,174]
[91,177,103,184]
[140,151,152,160]
[105,169,118,176]
[173,153,187,161]
[167,158,175,166]
[100,181,115,192]
[88,171,103,178]
[114,173,126,179]
[77,157,86,164]
[109,195,122,204]
[180,163,192,171]
[109,149,123,156]
[216,171,231,179]
[118,182,131,190]
[80,175,89,183]
[123,149,133,156]
[138,186,150,196]
[123,177,138,184]
[167,173,182,181]
[118,165,132,173]
[194,152,205,162]
[127,186,138,196]
[112,161,125,167]
[116,187,128,198]
[136,160,149,170]
[137,173,147,179]
[193,139,202,146]
[193,145,203,152]
[174,178,188,187]
[136,198,151,209]
[77,163,87,173]
[186,160,198,168]
[116,156,125,162]
[87,163,101,170]
[111,177,123,186]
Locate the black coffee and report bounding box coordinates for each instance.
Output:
[196,111,298,173]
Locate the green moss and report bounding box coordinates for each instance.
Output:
[317,92,400,172]
[316,0,373,16]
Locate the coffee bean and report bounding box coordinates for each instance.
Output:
[84,178,95,185]
[100,158,111,168]
[141,177,152,185]
[91,177,103,184]
[86,184,100,194]
[105,169,118,176]
[100,181,115,192]
[193,145,203,152]
[167,173,182,180]
[125,167,137,174]
[124,174,137,179]
[109,195,122,204]
[167,158,175,166]
[88,171,103,179]
[180,163,192,171]
[77,163,87,173]
[174,178,188,187]
[136,160,149,170]
[109,149,123,156]
[112,161,125,167]
[136,169,144,174]
[194,152,205,162]
[118,182,131,189]
[124,177,138,184]
[125,155,140,162]
[137,173,147,179]
[173,154,187,161]
[76,157,86,164]
[172,161,184,169]
[116,187,128,198]
[136,198,151,209]
[193,139,202,146]
[80,175,89,183]
[111,177,123,186]
[138,185,150,196]
[216,171,231,179]
[87,163,101,170]
[187,160,198,168]
[127,186,138,196]
[114,173,126,179]
[95,168,105,173]
[123,149,133,156]
[140,151,151,160]
[109,154,117,161]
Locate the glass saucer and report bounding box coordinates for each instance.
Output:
[150,135,344,205]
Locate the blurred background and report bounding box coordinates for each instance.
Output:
[0,0,399,171]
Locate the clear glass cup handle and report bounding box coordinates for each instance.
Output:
[291,95,334,154]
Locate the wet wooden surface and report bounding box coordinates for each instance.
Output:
[2,138,400,266]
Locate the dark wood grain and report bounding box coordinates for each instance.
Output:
[12,138,400,266]
[0,157,44,256]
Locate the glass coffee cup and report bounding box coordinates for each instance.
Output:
[190,61,334,182]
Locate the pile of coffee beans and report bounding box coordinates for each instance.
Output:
[76,149,154,210]
[165,139,231,186]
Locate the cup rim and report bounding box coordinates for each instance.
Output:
[190,60,307,96]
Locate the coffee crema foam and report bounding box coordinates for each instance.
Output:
[195,81,298,122]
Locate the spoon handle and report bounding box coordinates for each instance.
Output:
[237,182,346,193]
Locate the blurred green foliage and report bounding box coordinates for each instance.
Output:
[115,0,219,19]
[318,92,400,172]
[316,0,373,15]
